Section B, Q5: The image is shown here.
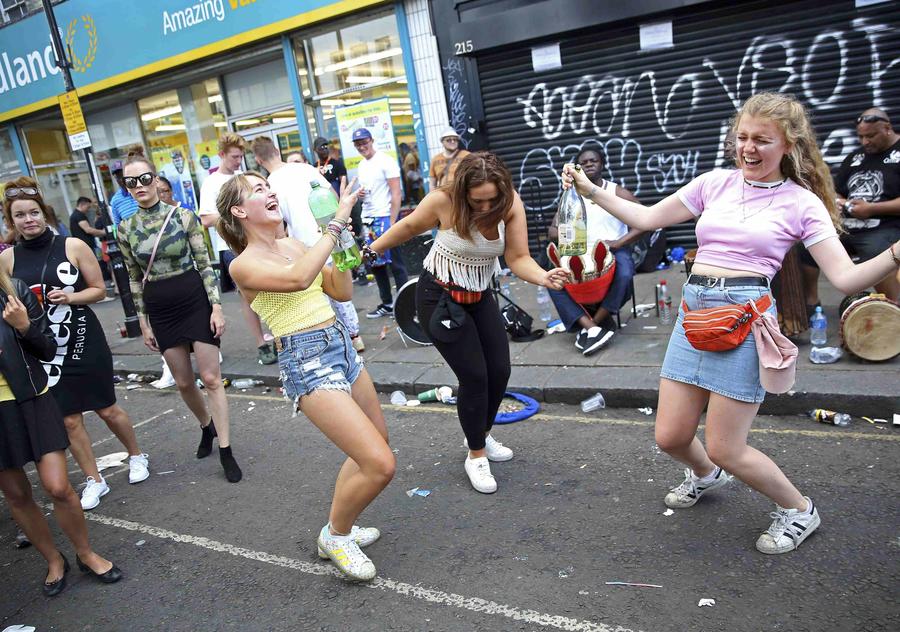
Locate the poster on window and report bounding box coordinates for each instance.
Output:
[335,97,398,180]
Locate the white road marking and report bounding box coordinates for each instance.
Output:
[81,511,637,632]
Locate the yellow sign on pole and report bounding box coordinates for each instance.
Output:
[58,91,91,150]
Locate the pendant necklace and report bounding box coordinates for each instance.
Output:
[741,178,785,222]
[258,245,292,262]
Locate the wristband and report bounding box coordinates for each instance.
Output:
[361,244,379,264]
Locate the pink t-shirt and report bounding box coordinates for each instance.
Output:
[677,169,837,279]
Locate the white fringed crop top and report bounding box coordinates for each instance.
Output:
[423,221,505,291]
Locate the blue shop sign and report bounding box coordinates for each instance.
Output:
[0,0,384,122]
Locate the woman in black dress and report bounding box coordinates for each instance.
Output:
[0,258,121,596]
[1,178,149,511]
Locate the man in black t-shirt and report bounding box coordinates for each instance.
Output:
[313,136,347,196]
[802,108,900,303]
[68,196,105,251]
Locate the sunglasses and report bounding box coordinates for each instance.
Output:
[4,186,39,199]
[123,172,155,189]
[857,114,890,125]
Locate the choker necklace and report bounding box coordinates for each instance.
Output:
[740,178,786,222]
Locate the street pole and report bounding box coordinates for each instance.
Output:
[41,0,141,338]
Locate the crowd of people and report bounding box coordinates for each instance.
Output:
[1,93,899,595]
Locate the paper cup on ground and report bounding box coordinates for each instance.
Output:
[418,386,453,402]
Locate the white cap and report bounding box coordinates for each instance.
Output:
[440,127,460,140]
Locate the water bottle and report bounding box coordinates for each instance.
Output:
[658,280,672,324]
[232,378,264,389]
[555,173,587,256]
[536,285,553,322]
[807,409,850,427]
[308,182,361,272]
[810,306,827,347]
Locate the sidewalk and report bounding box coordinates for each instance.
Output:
[94,264,899,418]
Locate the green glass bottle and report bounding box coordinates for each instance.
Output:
[308,181,361,272]
[556,180,587,256]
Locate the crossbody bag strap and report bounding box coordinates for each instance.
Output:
[142,205,180,289]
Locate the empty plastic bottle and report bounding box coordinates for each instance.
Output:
[810,306,827,347]
[658,280,672,324]
[536,285,553,322]
[808,409,850,427]
[232,378,264,389]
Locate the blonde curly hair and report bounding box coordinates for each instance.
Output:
[733,92,842,232]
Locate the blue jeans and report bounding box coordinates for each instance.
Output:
[548,247,635,331]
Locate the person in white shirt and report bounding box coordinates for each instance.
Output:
[199,133,276,365]
[353,128,409,318]
[252,137,365,352]
[547,147,644,355]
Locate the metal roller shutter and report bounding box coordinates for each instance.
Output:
[476,0,900,253]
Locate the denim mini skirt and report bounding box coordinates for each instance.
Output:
[277,320,363,410]
[660,282,776,403]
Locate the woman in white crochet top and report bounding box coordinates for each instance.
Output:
[367,152,568,494]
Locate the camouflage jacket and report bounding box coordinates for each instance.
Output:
[117,201,219,315]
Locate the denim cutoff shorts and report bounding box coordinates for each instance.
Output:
[660,282,776,403]
[278,320,363,410]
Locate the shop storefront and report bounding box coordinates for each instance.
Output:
[0,0,434,227]
[431,0,900,251]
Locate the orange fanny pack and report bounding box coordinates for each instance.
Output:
[681,294,772,352]
[435,279,483,305]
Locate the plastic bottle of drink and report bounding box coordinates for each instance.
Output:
[810,306,827,347]
[308,182,361,272]
[658,280,672,324]
[536,285,553,322]
[232,378,264,389]
[555,178,587,256]
[807,409,850,427]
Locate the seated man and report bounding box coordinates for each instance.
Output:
[547,147,644,355]
[801,107,900,307]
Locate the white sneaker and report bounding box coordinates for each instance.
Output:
[756,497,821,554]
[317,525,380,558]
[151,363,176,389]
[464,456,497,494]
[128,453,150,484]
[463,435,514,462]
[664,467,731,508]
[80,476,110,510]
[317,525,377,581]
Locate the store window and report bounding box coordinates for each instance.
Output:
[21,119,91,224]
[139,78,225,211]
[292,11,423,204]
[0,127,23,181]
[85,102,143,197]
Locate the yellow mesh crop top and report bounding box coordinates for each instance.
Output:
[249,272,335,337]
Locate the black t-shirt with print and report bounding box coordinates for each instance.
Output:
[833,138,900,231]
[316,157,347,194]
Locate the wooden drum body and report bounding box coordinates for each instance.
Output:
[839,293,900,361]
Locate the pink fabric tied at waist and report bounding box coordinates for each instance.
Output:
[751,311,798,394]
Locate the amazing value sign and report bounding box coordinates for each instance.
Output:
[0,0,385,122]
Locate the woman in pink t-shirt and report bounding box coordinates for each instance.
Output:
[563,92,900,555]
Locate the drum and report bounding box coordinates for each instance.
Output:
[393,278,432,346]
[839,293,900,361]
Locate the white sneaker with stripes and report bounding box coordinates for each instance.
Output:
[664,466,731,508]
[317,525,377,581]
[755,497,821,554]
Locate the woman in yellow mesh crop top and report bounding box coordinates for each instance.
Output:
[216,172,394,582]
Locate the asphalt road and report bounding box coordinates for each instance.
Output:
[1,386,897,632]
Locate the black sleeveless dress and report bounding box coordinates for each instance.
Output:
[13,230,116,415]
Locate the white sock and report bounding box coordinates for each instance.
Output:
[693,467,719,484]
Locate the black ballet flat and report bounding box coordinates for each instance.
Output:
[76,555,123,584]
[42,553,70,597]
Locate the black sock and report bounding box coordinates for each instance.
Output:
[219,446,242,483]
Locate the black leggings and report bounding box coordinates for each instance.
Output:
[416,271,511,450]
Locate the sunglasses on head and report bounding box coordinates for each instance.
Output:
[123,172,155,189]
[4,186,39,199]
[857,114,890,125]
